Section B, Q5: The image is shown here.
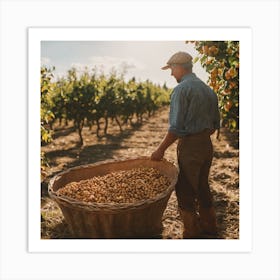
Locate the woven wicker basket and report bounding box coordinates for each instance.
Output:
[48,157,178,238]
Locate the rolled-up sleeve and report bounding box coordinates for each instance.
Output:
[168,87,187,136]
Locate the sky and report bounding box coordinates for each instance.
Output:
[41,41,209,88]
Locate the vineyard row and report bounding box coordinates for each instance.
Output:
[41,67,171,146]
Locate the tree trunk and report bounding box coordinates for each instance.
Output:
[115,116,123,133]
[104,116,108,135]
[77,119,84,146]
[96,119,101,138]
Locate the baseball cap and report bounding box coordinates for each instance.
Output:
[161,51,193,70]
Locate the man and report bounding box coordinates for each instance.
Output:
[151,51,220,238]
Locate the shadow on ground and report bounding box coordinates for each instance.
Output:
[222,128,239,150]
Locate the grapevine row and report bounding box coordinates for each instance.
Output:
[41,67,171,147]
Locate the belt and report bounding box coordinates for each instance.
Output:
[180,129,213,139]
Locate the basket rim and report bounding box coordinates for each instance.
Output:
[48,157,178,212]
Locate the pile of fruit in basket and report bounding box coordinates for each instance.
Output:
[56,167,171,204]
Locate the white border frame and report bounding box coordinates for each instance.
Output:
[28,27,252,253]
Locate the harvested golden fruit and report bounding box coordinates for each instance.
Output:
[56,167,171,204]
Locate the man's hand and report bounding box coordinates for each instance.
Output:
[151,148,165,161]
[209,128,216,135]
[150,131,178,161]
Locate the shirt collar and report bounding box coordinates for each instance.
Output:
[180,73,196,82]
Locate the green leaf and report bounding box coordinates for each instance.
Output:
[206,64,215,72]
[228,56,239,67]
[200,55,207,64]
[193,56,199,64]
[230,119,237,129]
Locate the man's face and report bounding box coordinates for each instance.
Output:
[170,65,185,83]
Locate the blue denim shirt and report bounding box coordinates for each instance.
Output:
[168,73,220,136]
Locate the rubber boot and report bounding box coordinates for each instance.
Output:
[179,209,201,239]
[199,207,218,238]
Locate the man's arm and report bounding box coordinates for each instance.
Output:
[151,131,178,161]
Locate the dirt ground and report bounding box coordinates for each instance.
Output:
[41,106,239,239]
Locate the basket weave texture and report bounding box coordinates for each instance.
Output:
[48,157,178,238]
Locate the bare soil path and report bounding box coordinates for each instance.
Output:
[41,106,239,239]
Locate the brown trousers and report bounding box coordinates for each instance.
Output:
[175,129,214,211]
